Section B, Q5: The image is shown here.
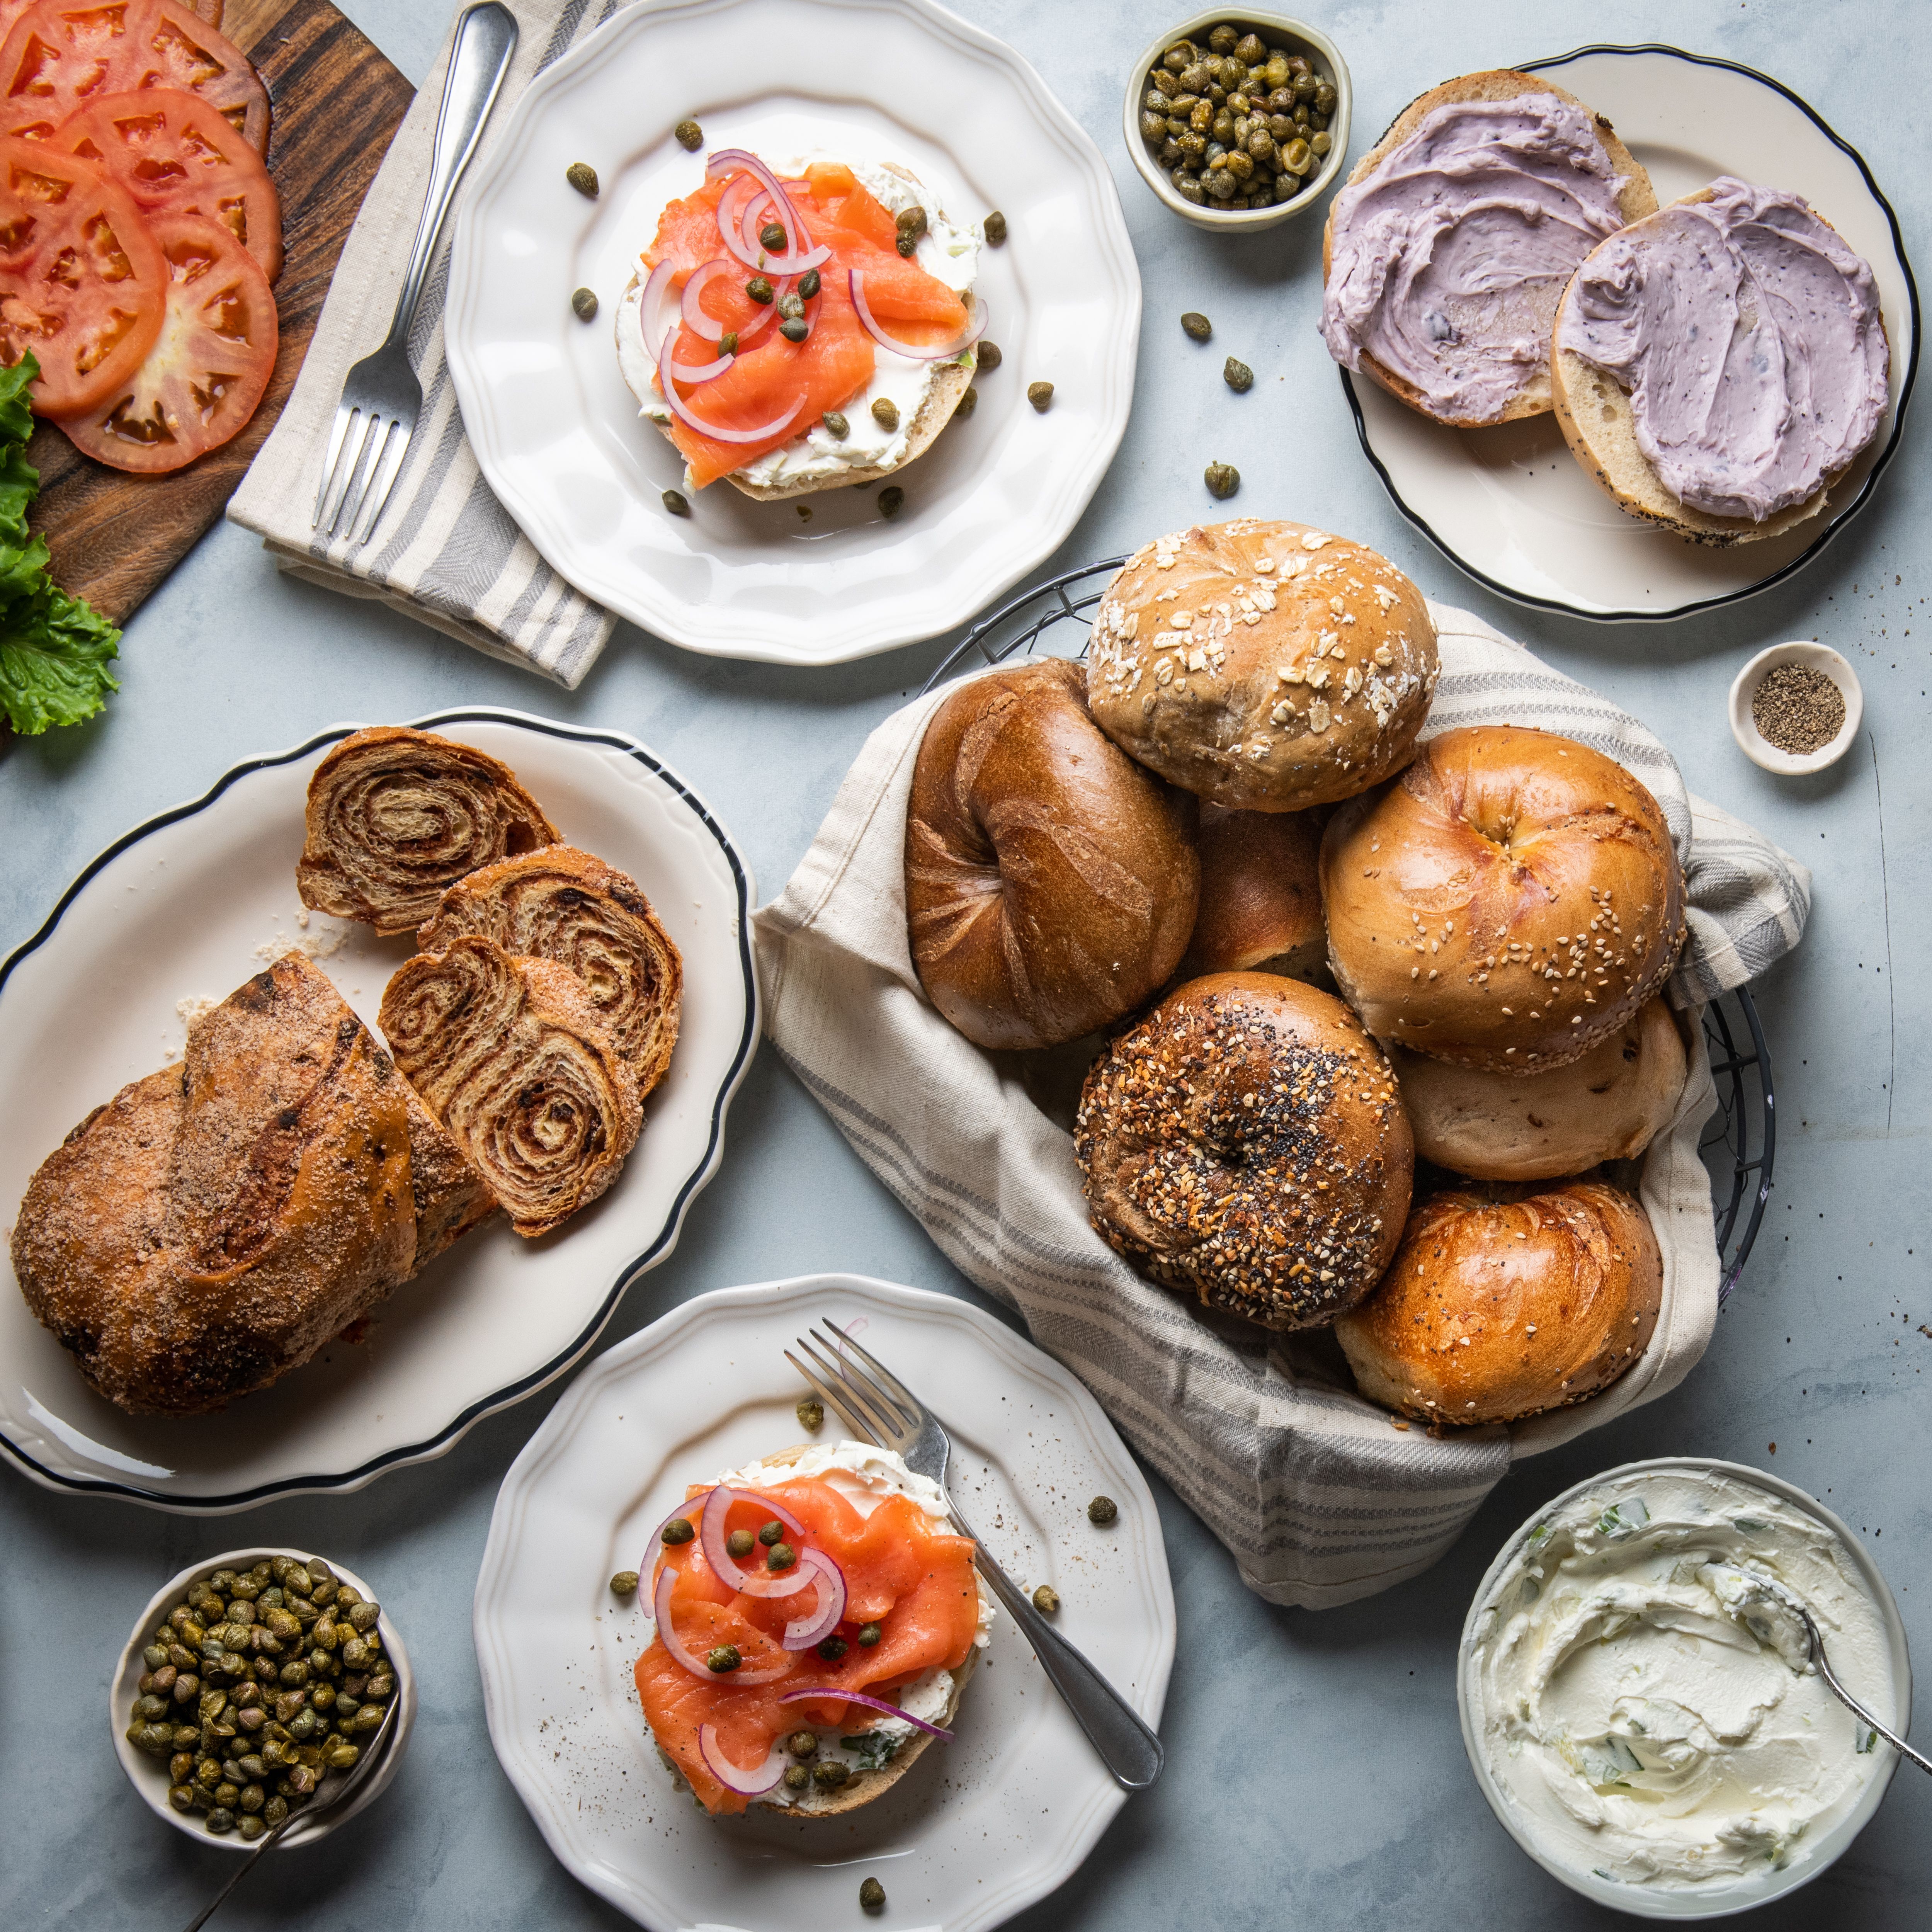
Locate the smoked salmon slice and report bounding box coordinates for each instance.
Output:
[634,1476,981,1815]
[639,161,975,490]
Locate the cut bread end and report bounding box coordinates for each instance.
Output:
[1323,70,1657,428]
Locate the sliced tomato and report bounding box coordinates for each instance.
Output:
[56,209,274,470]
[61,86,278,278]
[0,0,267,153]
[0,131,165,415]
[0,0,219,28]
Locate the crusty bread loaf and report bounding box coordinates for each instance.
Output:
[1323,71,1656,426]
[1176,803,1330,985]
[1075,973,1413,1330]
[1321,726,1686,1074]
[1335,1180,1662,1423]
[1085,521,1438,813]
[905,658,1200,1051]
[1392,996,1687,1180]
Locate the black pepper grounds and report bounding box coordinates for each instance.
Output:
[1752,663,1845,755]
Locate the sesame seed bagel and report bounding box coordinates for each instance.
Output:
[1334,1180,1663,1425]
[1085,521,1439,814]
[1320,726,1685,1075]
[1074,973,1413,1331]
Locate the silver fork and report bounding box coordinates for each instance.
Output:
[313,2,519,546]
[787,1323,1163,1791]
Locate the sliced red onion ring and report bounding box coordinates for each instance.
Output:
[667,350,733,381]
[700,1483,812,1592]
[697,1723,787,1796]
[651,1563,791,1685]
[779,1549,847,1650]
[707,150,830,274]
[777,1684,955,1741]
[716,169,761,245]
[679,258,736,342]
[637,259,679,350]
[644,1486,714,1590]
[849,271,987,362]
[657,329,805,444]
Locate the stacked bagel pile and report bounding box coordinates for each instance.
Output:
[904,520,1689,1429]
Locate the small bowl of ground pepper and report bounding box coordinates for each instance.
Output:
[1123,12,1351,233]
[1728,642,1863,776]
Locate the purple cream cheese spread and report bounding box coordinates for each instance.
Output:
[1321,96,1629,422]
[1556,177,1890,521]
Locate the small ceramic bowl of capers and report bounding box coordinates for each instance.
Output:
[1123,11,1351,233]
[110,1549,416,1850]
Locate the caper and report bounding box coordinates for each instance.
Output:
[327,1744,360,1771]
[1206,169,1237,201]
[1224,356,1254,393]
[173,1725,200,1749]
[289,1709,318,1741]
[264,1796,288,1828]
[609,1570,640,1598]
[1315,80,1337,115]
[1141,109,1169,144]
[351,1703,387,1734]
[306,1560,333,1588]
[895,204,928,242]
[206,1807,236,1835]
[766,1542,797,1571]
[1032,1583,1061,1614]
[982,210,1007,245]
[1163,43,1191,73]
[779,317,809,342]
[196,1758,223,1789]
[706,1645,742,1674]
[755,1520,786,1548]
[1174,173,1206,206]
[976,339,1002,372]
[1088,1494,1121,1524]
[877,485,905,519]
[170,1751,195,1783]
[954,384,978,419]
[1310,131,1332,158]
[798,267,821,299]
[820,411,849,440]
[566,161,599,199]
[1207,22,1237,53]
[817,1635,849,1661]
[726,1528,757,1560]
[811,1759,850,1789]
[860,1877,886,1912]
[168,1782,196,1813]
[1224,149,1253,181]
[346,1600,380,1634]
[286,1765,316,1796]
[136,1694,168,1722]
[745,275,774,305]
[755,220,786,253]
[783,1762,811,1791]
[675,117,702,151]
[716,330,738,357]
[1175,130,1206,160]
[571,286,598,321]
[1211,109,1233,143]
[857,1621,883,1648]
[214,1780,240,1808]
[1027,381,1053,412]
[144,1644,170,1671]
[871,397,900,432]
[1189,99,1213,135]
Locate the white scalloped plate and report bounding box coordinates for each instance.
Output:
[1344,45,1919,621]
[0,710,757,1512]
[474,1272,1175,1932]
[446,0,1139,664]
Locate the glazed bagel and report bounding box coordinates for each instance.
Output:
[418,844,683,1100]
[1177,803,1330,985]
[1335,1180,1663,1424]
[379,937,640,1238]
[1392,995,1687,1180]
[1075,973,1413,1331]
[905,658,1200,1051]
[298,727,560,935]
[1085,521,1438,813]
[1321,726,1685,1074]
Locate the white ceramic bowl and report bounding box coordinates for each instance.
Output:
[1458,1459,1911,1919]
[111,1549,416,1851]
[1121,10,1351,233]
[1729,642,1864,775]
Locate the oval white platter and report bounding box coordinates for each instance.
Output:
[0,709,758,1511]
[474,1272,1175,1932]
[1342,44,1919,622]
[446,0,1140,665]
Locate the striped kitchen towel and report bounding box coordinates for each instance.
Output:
[753,603,1812,1610]
[229,0,638,688]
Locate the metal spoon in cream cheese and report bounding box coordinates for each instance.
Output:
[1465,1467,1896,1892]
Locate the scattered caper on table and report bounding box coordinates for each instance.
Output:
[871,397,900,432]
[876,486,905,520]
[570,286,598,321]
[1088,1494,1120,1525]
[860,1876,887,1911]
[609,1570,639,1597]
[565,161,599,199]
[1223,356,1253,393]
[976,340,1002,372]
[1181,311,1213,342]
[1203,461,1240,500]
[982,210,1007,245]
[954,385,978,419]
[1027,381,1054,412]
[674,117,702,151]
[1032,1584,1061,1614]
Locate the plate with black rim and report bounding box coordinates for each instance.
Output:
[0,708,758,1512]
[1340,44,1920,623]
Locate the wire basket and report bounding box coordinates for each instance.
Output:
[924,557,1776,1303]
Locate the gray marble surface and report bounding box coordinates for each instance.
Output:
[3,0,1927,1925]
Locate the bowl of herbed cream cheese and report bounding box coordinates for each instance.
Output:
[1459,1459,1910,1917]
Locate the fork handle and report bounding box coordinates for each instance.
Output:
[950,1498,1164,1791]
[386,2,519,350]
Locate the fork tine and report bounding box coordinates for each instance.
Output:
[313,398,357,529]
[783,1349,877,1445]
[820,1323,922,1417]
[794,1334,901,1443]
[350,416,412,549]
[810,1325,917,1432]
[322,409,380,541]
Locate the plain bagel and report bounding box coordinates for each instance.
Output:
[905,658,1200,1051]
[1085,521,1438,813]
[1321,726,1686,1074]
[1176,804,1330,985]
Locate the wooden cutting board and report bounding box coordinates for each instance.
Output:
[22,0,415,624]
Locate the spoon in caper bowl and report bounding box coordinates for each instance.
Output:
[180,1697,400,1931]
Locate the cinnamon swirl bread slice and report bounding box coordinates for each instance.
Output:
[379,937,641,1238]
[417,846,683,1099]
[298,727,561,935]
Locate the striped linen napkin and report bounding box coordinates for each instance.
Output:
[230,0,633,687]
[753,603,1813,1610]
